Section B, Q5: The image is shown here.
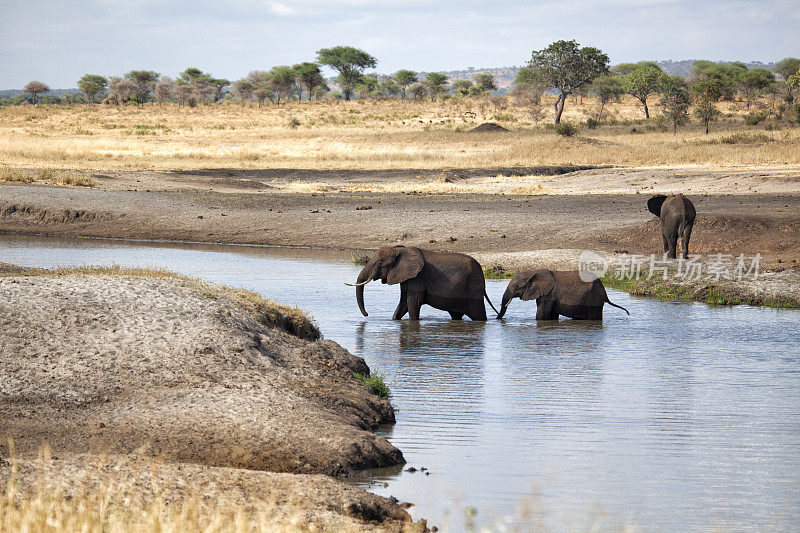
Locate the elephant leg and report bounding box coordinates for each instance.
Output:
[682,222,694,259]
[536,300,558,320]
[407,290,424,321]
[392,285,409,320]
[466,299,487,321]
[587,306,603,320]
[661,233,669,254]
[666,231,678,259]
[448,311,464,320]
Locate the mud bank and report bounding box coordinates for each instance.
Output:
[0,266,424,531]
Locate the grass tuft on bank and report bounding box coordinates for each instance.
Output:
[483,264,514,279]
[0,167,96,187]
[602,273,800,309]
[0,263,321,340]
[353,372,391,401]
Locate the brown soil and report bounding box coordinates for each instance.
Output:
[1,168,798,270]
[468,122,509,132]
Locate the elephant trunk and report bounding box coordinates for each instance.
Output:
[497,287,512,319]
[355,261,376,317]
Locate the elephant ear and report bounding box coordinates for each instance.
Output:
[521,270,556,301]
[386,247,424,285]
[647,195,668,217]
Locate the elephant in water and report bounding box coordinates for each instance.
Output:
[647,194,696,259]
[347,245,499,321]
[496,270,629,320]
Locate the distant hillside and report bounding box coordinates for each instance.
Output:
[435,60,779,89]
[0,88,82,98]
[655,60,776,77]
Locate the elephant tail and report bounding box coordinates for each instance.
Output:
[605,298,630,315]
[484,290,500,315]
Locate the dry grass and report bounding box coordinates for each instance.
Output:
[0,167,95,187]
[1,453,318,533]
[1,98,798,172]
[1,264,320,340]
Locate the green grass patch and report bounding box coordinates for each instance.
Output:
[601,274,800,309]
[351,252,371,266]
[353,372,391,400]
[483,264,514,279]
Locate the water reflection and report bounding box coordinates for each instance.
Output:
[3,234,800,532]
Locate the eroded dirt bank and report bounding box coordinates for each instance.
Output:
[0,268,424,531]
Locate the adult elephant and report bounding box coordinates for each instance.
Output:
[647,194,696,259]
[347,245,499,321]
[496,270,629,320]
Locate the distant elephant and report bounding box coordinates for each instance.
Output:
[347,245,499,321]
[647,194,696,259]
[496,270,629,320]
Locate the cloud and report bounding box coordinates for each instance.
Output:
[268,2,297,15]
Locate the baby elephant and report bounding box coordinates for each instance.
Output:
[496,270,629,320]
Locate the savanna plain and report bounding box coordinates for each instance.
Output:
[2,95,800,531]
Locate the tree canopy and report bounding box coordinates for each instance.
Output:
[316,46,377,100]
[77,74,107,103]
[23,80,50,104]
[621,62,667,118]
[528,40,609,123]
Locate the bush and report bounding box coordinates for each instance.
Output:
[353,372,391,400]
[287,117,300,129]
[744,111,767,126]
[555,122,578,137]
[585,117,599,129]
[492,113,516,122]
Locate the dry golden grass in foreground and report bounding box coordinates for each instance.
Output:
[1,98,798,172]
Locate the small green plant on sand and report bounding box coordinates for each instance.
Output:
[351,252,370,265]
[353,372,391,400]
[483,264,514,279]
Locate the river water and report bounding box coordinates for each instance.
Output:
[2,235,799,531]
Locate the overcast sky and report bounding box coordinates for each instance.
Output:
[1,0,798,88]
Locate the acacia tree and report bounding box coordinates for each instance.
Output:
[424,72,449,101]
[316,46,377,100]
[124,70,159,104]
[394,69,418,98]
[589,74,623,120]
[232,79,255,103]
[692,76,723,134]
[267,66,297,104]
[528,40,609,124]
[621,62,667,118]
[452,79,473,96]
[292,62,325,100]
[107,77,137,105]
[77,74,107,103]
[408,82,426,101]
[737,68,775,109]
[154,76,174,103]
[23,80,50,104]
[474,73,497,92]
[660,75,692,133]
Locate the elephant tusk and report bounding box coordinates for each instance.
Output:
[345,280,371,286]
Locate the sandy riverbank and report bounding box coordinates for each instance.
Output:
[0,266,425,531]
